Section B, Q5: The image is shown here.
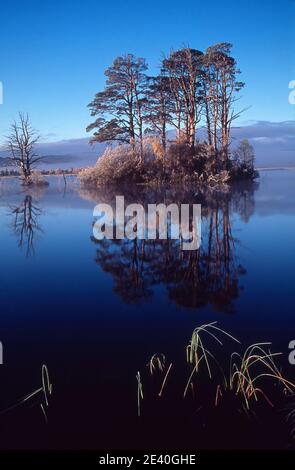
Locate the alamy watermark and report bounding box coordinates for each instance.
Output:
[93,196,201,250]
[289,80,295,105]
[288,340,295,365]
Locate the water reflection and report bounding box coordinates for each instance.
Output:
[10,195,43,256]
[83,182,258,312]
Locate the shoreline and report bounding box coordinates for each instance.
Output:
[257,166,295,171]
[1,166,294,182]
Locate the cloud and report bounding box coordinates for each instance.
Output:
[252,136,288,144]
[42,132,58,139]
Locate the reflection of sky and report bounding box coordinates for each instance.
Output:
[254,170,295,215]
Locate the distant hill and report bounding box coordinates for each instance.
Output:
[0,156,13,167]
[0,121,294,170]
[0,140,106,170]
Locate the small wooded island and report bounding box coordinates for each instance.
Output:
[80,42,258,188]
[2,43,258,187]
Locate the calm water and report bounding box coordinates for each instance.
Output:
[0,171,294,450]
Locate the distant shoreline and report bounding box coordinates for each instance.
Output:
[257,167,295,171]
[0,171,79,179]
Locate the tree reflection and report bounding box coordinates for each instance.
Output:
[10,195,43,256]
[83,182,257,313]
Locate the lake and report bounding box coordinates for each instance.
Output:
[0,170,294,450]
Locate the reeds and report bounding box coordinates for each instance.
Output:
[187,322,240,375]
[136,322,295,423]
[158,363,172,397]
[183,321,239,397]
[136,371,144,417]
[147,353,166,375]
[229,343,295,409]
[0,364,52,422]
[146,353,172,397]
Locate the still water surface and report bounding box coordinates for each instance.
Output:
[0,171,294,449]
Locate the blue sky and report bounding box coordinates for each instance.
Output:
[0,0,294,144]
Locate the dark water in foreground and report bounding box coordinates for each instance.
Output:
[0,171,294,450]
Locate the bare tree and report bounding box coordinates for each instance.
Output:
[6,113,41,184]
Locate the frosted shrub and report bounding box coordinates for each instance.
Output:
[79,145,144,187]
[78,138,257,188]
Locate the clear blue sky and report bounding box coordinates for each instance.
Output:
[0,0,294,143]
